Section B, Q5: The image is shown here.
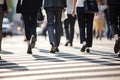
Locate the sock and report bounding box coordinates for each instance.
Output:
[83,41,86,46]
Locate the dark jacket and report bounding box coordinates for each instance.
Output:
[107,0,120,5]
[44,0,67,8]
[20,0,43,14]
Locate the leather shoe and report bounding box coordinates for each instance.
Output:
[65,41,70,46]
[27,46,32,54]
[86,48,90,53]
[114,38,120,54]
[81,45,87,52]
[30,35,36,48]
[50,46,57,53]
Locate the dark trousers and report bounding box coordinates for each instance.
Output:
[106,15,113,39]
[64,14,76,43]
[45,8,63,47]
[22,13,37,40]
[108,6,120,37]
[77,7,94,47]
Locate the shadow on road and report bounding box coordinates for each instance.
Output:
[0,59,28,71]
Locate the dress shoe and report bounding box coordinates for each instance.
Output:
[50,46,57,53]
[114,38,120,54]
[86,48,90,53]
[81,45,87,52]
[27,46,32,54]
[65,41,70,46]
[30,35,36,48]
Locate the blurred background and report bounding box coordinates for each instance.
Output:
[3,0,24,37]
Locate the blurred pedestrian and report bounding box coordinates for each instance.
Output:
[93,0,107,40]
[104,8,113,40]
[44,0,67,53]
[64,0,76,47]
[72,0,98,53]
[0,0,8,59]
[107,0,120,56]
[16,0,43,54]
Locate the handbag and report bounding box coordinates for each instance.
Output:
[37,9,44,21]
[16,0,22,13]
[3,0,8,12]
[84,0,98,13]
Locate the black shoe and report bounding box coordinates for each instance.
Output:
[30,35,36,48]
[114,38,120,54]
[118,50,120,57]
[118,54,120,57]
[50,46,57,53]
[27,46,32,54]
[65,41,70,46]
[86,48,90,53]
[81,45,87,52]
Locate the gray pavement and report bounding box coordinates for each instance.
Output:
[0,35,120,80]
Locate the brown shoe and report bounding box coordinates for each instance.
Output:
[50,46,57,53]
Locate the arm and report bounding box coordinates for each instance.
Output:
[72,0,77,16]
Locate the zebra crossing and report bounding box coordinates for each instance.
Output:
[0,36,120,80]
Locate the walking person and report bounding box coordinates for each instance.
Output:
[93,0,107,40]
[0,0,8,59]
[64,0,76,47]
[107,0,120,56]
[43,0,67,53]
[105,8,113,40]
[16,0,43,54]
[72,0,98,53]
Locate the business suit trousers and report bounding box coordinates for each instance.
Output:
[0,5,4,51]
[77,7,94,47]
[64,14,76,43]
[22,13,37,40]
[45,8,63,47]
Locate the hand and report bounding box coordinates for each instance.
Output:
[95,12,98,16]
[71,10,75,17]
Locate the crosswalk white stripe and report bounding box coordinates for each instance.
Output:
[1,71,120,80]
[0,65,120,76]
